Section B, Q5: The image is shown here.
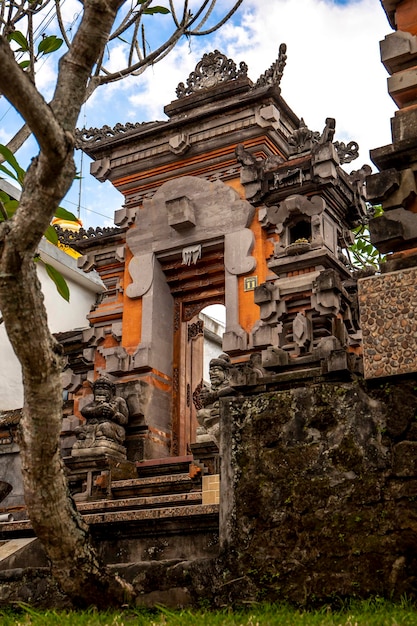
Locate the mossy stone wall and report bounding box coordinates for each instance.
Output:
[219,378,417,605]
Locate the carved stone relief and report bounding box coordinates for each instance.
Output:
[176,50,248,98]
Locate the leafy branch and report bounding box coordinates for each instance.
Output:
[347,204,385,271]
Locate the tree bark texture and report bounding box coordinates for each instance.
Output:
[0,0,134,607]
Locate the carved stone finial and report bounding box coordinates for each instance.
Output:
[334,140,360,164]
[288,118,320,154]
[255,43,287,89]
[176,50,248,99]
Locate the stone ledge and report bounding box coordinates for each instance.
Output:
[0,504,219,539]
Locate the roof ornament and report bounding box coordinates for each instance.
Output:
[175,50,248,99]
[254,43,287,89]
[288,117,339,155]
[74,121,151,146]
[334,140,360,164]
[288,118,320,154]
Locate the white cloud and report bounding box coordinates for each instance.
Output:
[0,0,397,225]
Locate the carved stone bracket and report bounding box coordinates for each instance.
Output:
[334,140,359,164]
[182,244,201,266]
[169,133,190,155]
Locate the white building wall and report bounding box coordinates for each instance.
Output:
[200,309,225,384]
[0,238,104,410]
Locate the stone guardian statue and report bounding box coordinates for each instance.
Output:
[196,353,233,445]
[72,376,129,458]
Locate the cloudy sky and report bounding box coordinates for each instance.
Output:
[0,0,395,228]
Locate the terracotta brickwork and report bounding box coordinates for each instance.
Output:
[359,268,417,378]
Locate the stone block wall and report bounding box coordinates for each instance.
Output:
[359,268,417,379]
[218,378,417,605]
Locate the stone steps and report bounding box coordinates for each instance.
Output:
[76,490,202,513]
[111,472,196,499]
[0,454,218,565]
[135,455,195,477]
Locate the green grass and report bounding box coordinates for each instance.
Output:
[1,599,417,625]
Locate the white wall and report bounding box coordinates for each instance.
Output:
[200,308,225,384]
[0,238,105,410]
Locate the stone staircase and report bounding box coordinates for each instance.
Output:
[0,455,220,568]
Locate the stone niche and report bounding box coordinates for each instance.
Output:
[359,267,417,378]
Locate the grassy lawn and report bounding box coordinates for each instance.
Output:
[1,599,417,625]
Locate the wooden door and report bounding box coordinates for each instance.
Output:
[172,302,204,456]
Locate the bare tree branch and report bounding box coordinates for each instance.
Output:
[1,0,245,150]
[0,36,68,161]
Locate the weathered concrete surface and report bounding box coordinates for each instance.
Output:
[219,378,417,606]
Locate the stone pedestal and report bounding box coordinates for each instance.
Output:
[190,441,219,475]
[64,454,137,502]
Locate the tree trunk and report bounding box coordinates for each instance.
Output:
[0,0,134,605]
[0,200,133,608]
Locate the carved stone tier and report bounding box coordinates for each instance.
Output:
[64,454,137,502]
[71,441,127,460]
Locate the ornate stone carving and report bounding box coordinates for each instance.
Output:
[192,380,204,411]
[334,140,359,164]
[288,118,320,154]
[288,118,337,156]
[196,353,233,445]
[254,43,287,89]
[72,376,129,458]
[54,224,122,247]
[176,50,248,98]
[182,244,201,266]
[75,121,151,146]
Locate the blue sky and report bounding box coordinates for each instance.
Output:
[0,0,394,228]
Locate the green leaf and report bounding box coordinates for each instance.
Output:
[3,199,18,219]
[7,31,29,52]
[44,263,70,302]
[0,163,20,185]
[19,60,30,69]
[143,6,170,14]
[44,224,59,245]
[54,206,79,223]
[136,0,170,13]
[0,144,25,185]
[373,204,384,218]
[37,35,63,55]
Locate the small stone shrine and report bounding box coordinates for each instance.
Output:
[59,45,368,467]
